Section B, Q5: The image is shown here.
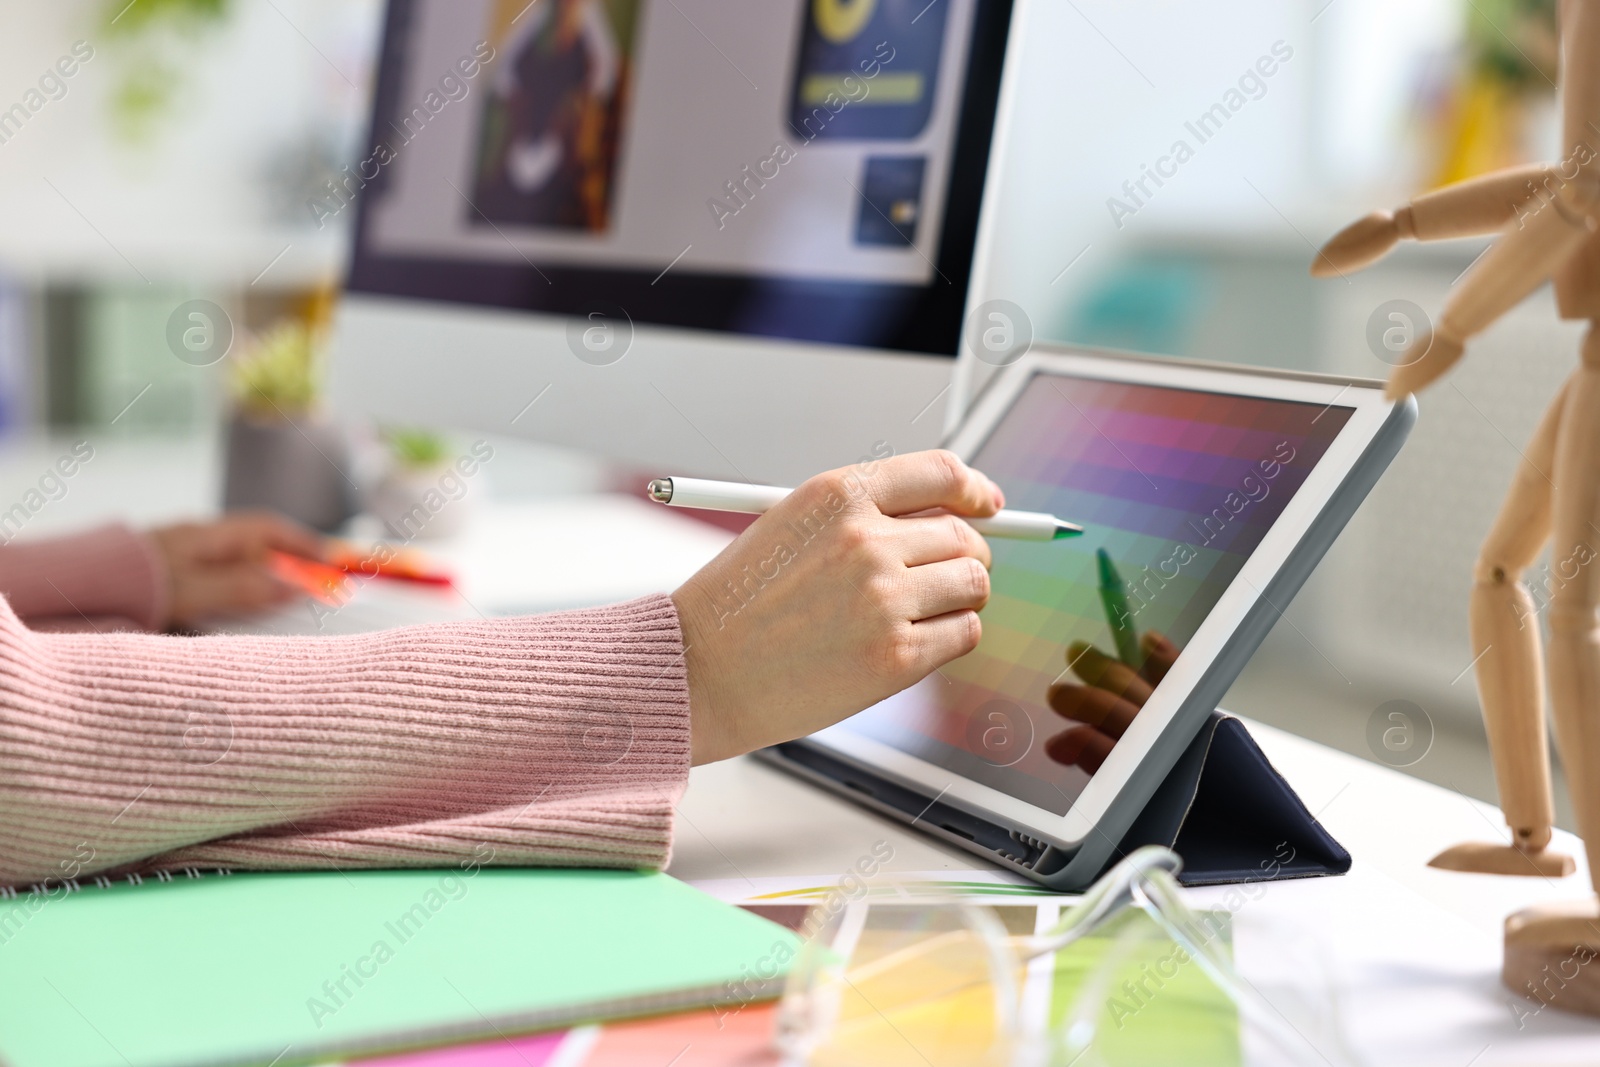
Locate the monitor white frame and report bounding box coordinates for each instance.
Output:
[944,0,1034,436]
[331,0,1036,484]
[328,294,954,487]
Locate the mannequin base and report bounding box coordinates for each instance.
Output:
[1427,841,1575,878]
[1503,900,1600,1018]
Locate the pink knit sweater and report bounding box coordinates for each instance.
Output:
[0,525,691,887]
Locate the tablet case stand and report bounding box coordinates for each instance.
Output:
[1108,710,1351,886]
[767,711,1351,890]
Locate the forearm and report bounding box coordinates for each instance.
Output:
[1402,164,1556,240]
[0,594,690,886]
[0,524,168,630]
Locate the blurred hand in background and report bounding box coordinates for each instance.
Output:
[150,512,327,627]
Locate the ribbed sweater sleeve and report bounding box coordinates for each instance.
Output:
[0,523,168,631]
[0,594,691,886]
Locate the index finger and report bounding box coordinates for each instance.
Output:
[858,450,1003,519]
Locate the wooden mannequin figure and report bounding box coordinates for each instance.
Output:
[1312,0,1600,1014]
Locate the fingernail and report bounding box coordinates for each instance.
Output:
[990,480,1005,509]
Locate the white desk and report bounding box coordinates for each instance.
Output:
[5,441,1594,1065]
[669,727,1598,1065]
[220,495,738,634]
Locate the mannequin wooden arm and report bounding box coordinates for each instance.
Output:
[1562,0,1600,172]
[1408,164,1559,239]
[1385,177,1600,397]
[1313,165,1556,277]
[1436,179,1598,340]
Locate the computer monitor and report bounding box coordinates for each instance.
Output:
[331,0,1017,485]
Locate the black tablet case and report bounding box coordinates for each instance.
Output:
[768,711,1352,890]
[1107,711,1351,886]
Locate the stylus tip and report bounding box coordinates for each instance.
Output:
[1053,522,1085,540]
[647,479,674,503]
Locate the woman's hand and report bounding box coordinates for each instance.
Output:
[674,450,1004,765]
[149,512,327,628]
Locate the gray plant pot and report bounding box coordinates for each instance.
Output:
[222,413,357,533]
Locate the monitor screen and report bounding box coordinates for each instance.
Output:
[346,0,1014,355]
[824,372,1356,815]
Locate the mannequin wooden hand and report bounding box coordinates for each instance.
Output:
[1311,209,1413,277]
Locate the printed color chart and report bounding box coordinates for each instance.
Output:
[848,371,1353,813]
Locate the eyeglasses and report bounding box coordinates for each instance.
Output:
[775,846,1352,1067]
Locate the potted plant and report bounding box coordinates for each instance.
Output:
[100,0,232,145]
[366,427,473,541]
[222,320,356,532]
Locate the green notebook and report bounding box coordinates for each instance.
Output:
[0,867,797,1067]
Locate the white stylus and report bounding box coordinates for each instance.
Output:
[647,476,1084,542]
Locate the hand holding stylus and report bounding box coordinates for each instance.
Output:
[673,450,1003,765]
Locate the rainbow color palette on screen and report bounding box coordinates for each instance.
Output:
[760,347,1415,890]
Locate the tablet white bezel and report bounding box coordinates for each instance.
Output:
[806,348,1399,848]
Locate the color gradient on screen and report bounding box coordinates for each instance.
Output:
[848,372,1353,814]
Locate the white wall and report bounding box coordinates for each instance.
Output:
[969,0,1471,360]
[0,0,379,285]
[974,1,1312,339]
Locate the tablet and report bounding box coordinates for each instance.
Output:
[758,347,1415,890]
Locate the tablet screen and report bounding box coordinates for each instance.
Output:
[836,371,1354,815]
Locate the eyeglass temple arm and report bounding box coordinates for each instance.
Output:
[1021,845,1184,959]
[1134,868,1346,1066]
